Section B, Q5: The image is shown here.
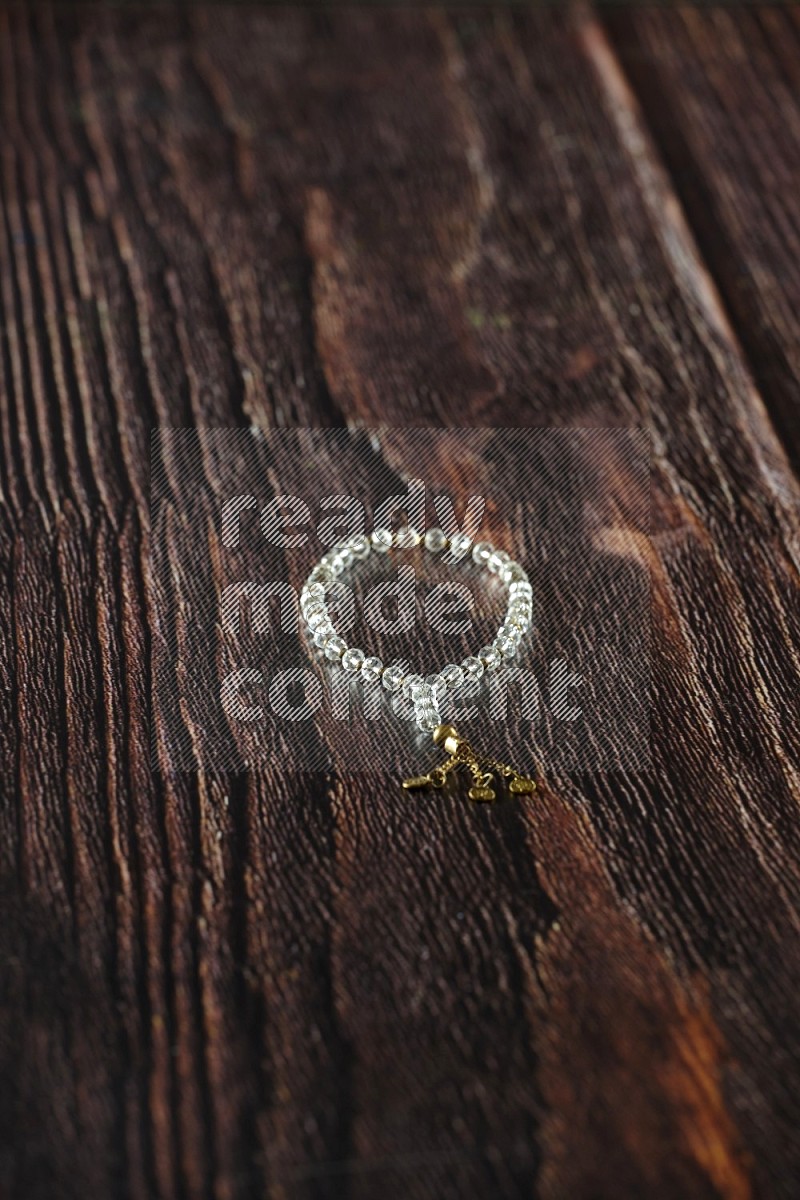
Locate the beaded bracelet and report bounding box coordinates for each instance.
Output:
[300,526,537,803]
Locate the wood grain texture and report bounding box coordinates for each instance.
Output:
[0,6,799,1200]
[608,5,800,472]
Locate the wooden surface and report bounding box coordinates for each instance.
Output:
[1,6,800,1198]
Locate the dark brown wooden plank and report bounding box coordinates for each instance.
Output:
[607,5,800,471]
[0,7,799,1200]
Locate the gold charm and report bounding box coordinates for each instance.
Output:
[402,776,434,790]
[508,777,536,795]
[402,724,537,804]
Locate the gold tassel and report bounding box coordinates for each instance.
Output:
[402,725,536,803]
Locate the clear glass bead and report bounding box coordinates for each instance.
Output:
[472,540,494,566]
[302,595,326,617]
[410,681,437,706]
[309,565,335,585]
[325,635,347,661]
[414,701,440,724]
[333,541,355,568]
[360,656,383,682]
[341,647,365,672]
[319,552,345,576]
[425,673,448,700]
[402,673,425,699]
[461,656,484,679]
[349,533,371,559]
[501,561,527,586]
[307,609,330,632]
[488,549,510,575]
[313,624,335,648]
[497,623,522,644]
[416,709,440,732]
[424,528,448,552]
[303,581,327,603]
[449,532,472,559]
[382,664,406,692]
[507,615,531,636]
[479,645,501,671]
[440,663,465,690]
[494,635,517,659]
[371,528,392,553]
[395,525,421,548]
[509,580,532,600]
